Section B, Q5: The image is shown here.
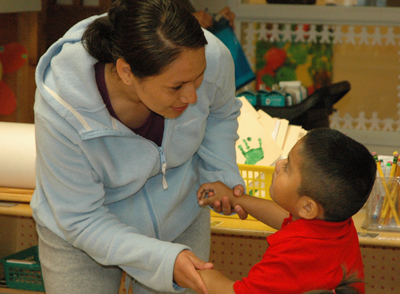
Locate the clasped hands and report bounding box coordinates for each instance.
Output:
[173,182,245,294]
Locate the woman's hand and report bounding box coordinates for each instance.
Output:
[173,250,214,294]
[211,184,248,220]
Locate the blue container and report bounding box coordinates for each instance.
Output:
[209,17,256,90]
[258,90,285,107]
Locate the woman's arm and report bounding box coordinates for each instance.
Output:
[196,31,246,216]
[197,269,236,294]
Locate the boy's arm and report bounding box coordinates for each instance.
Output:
[231,194,289,230]
[198,182,289,230]
[197,269,236,294]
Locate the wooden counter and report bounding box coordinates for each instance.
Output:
[2,187,400,247]
[211,208,400,248]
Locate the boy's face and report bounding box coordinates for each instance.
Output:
[270,140,304,219]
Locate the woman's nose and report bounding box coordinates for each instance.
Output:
[180,84,198,104]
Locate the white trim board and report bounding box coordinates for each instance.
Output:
[335,128,400,156]
[226,0,400,27]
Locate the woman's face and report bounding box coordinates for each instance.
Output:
[132,47,206,119]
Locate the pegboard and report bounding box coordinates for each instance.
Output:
[361,245,400,293]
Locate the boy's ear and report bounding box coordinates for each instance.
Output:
[298,196,321,220]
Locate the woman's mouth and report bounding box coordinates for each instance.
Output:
[171,105,189,112]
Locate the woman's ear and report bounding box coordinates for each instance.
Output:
[298,196,321,220]
[116,58,133,85]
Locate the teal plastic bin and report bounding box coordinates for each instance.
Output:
[1,246,45,291]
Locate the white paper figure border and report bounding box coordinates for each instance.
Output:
[242,23,400,132]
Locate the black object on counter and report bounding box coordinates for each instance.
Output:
[255,81,350,130]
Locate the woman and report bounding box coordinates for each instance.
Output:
[31,0,245,293]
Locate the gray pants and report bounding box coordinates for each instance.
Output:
[37,208,210,294]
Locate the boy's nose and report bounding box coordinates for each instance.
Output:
[275,159,284,173]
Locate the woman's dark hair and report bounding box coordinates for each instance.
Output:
[82,0,207,78]
[297,128,376,222]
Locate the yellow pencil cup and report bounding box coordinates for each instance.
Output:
[362,177,400,232]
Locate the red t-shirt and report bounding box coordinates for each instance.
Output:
[233,215,365,294]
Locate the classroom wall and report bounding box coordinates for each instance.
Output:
[2,0,400,135]
[235,1,400,149]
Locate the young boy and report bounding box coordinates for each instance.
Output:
[196,128,376,294]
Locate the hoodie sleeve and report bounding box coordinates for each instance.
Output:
[196,31,245,190]
[33,113,188,292]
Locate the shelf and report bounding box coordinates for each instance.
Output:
[0,0,41,13]
[0,188,33,203]
[0,188,33,217]
[0,203,32,217]
[227,0,400,26]
[0,287,44,294]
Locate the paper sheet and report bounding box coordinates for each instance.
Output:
[282,125,302,157]
[0,122,36,189]
[237,97,282,166]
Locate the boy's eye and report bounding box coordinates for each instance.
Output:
[283,164,288,172]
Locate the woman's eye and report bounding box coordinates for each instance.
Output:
[172,85,182,91]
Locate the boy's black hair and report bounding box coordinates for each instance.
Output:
[297,128,376,222]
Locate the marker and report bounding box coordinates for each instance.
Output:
[372,194,384,220]
[385,161,392,178]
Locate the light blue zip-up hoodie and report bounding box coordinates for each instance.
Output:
[31,14,244,292]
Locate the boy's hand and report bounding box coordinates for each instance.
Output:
[197,183,248,219]
[197,181,234,206]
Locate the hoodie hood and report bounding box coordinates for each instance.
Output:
[35,14,121,138]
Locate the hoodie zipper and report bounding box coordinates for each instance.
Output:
[159,147,168,190]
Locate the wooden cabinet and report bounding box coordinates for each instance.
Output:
[0,12,42,123]
[0,0,111,124]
